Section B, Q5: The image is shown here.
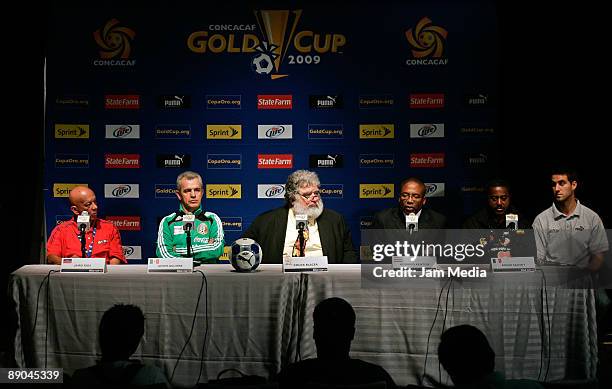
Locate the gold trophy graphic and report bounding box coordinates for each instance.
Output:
[253,10,302,79]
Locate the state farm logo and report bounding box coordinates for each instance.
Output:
[93,19,136,67]
[106,216,141,231]
[206,125,242,139]
[425,182,445,197]
[359,184,394,199]
[258,154,293,169]
[158,95,191,109]
[257,94,292,109]
[257,184,285,199]
[410,153,445,168]
[309,95,343,109]
[206,184,242,199]
[105,94,140,109]
[156,154,191,168]
[105,124,140,139]
[54,124,90,139]
[409,93,444,108]
[104,184,140,199]
[359,124,395,139]
[258,124,293,139]
[409,123,444,138]
[309,154,343,168]
[105,153,140,168]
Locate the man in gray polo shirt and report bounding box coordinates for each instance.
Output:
[533,168,608,271]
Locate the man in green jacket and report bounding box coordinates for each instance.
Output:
[156,171,224,263]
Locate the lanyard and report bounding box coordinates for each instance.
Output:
[77,227,97,258]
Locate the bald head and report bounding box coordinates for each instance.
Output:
[69,186,98,221]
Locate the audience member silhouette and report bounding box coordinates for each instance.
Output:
[71,304,170,388]
[276,297,396,389]
[438,325,542,389]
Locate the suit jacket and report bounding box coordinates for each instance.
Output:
[371,207,447,229]
[242,206,357,264]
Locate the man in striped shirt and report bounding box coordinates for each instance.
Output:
[156,171,224,263]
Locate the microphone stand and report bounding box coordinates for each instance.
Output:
[80,225,87,257]
[185,226,192,258]
[297,223,305,257]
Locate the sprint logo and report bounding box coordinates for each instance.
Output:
[55,124,90,139]
[206,184,242,199]
[359,184,394,199]
[359,124,394,139]
[206,125,242,139]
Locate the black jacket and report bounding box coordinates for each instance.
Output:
[242,206,357,264]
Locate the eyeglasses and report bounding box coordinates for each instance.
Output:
[299,191,321,200]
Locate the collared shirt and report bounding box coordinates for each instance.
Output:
[532,200,608,267]
[283,208,323,259]
[47,219,126,264]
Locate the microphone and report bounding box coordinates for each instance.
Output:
[295,214,308,231]
[505,213,518,230]
[77,211,90,257]
[182,214,195,232]
[77,210,90,231]
[295,214,307,257]
[406,213,418,233]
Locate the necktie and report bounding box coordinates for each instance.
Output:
[292,224,309,257]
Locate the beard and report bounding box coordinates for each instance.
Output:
[293,198,324,220]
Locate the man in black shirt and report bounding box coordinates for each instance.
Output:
[276,297,396,389]
[463,179,529,229]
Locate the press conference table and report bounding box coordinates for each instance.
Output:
[9,264,597,388]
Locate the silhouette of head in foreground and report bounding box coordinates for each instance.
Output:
[313,297,356,360]
[438,324,495,385]
[100,304,145,362]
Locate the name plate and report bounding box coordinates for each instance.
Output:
[283,256,328,273]
[392,256,437,270]
[491,256,536,272]
[147,257,193,273]
[61,257,106,273]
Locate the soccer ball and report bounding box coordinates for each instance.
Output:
[251,53,274,75]
[231,238,262,272]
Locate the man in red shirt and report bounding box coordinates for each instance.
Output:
[47,186,126,264]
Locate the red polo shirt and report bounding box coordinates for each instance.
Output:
[47,219,127,263]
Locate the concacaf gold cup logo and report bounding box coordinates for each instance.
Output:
[187,10,346,80]
[405,17,448,66]
[93,18,136,66]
